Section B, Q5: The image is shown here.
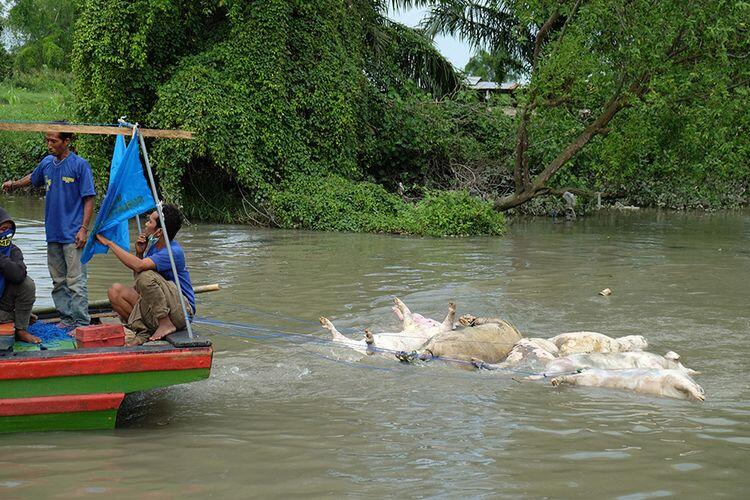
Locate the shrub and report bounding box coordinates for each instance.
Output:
[410,190,506,237]
[270,175,506,237]
[270,175,407,233]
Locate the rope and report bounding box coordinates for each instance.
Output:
[192,316,582,379]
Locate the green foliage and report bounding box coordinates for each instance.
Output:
[0,73,73,181]
[74,0,471,225]
[0,48,11,80]
[362,89,516,192]
[411,190,506,236]
[417,0,749,210]
[271,175,407,233]
[270,174,505,236]
[518,0,750,208]
[4,0,79,71]
[464,49,525,83]
[0,134,46,180]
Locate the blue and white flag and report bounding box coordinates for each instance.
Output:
[81,131,156,264]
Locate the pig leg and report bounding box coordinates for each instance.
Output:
[672,375,706,401]
[319,317,349,342]
[439,301,456,332]
[320,317,368,354]
[391,305,404,322]
[394,297,417,329]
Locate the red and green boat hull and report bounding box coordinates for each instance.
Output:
[0,345,212,433]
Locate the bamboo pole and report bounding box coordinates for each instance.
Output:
[31,283,220,316]
[0,122,194,139]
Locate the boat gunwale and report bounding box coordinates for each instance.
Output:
[0,342,210,361]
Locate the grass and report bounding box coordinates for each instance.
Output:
[0,70,75,180]
[0,70,73,121]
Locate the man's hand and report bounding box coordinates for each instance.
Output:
[75,227,89,248]
[135,233,147,255]
[2,181,14,192]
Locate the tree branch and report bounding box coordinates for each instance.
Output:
[532,2,563,67]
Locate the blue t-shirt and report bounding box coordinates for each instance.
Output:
[31,152,96,244]
[146,241,196,313]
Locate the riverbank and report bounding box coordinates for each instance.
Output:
[1,74,747,234]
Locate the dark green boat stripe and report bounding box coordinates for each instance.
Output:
[0,409,118,433]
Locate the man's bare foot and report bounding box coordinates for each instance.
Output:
[149,316,177,341]
[16,329,41,344]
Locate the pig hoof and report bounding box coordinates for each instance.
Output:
[470,357,486,369]
[665,351,680,361]
[395,351,418,363]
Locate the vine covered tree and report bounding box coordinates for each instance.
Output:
[73,0,462,202]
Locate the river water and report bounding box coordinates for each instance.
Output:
[0,197,748,498]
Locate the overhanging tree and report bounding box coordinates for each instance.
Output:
[401,0,749,210]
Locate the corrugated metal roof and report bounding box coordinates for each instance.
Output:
[464,78,521,92]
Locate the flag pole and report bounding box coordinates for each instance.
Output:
[118,118,194,339]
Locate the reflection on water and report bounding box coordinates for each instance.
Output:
[0,196,748,497]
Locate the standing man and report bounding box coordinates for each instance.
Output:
[3,129,96,329]
[96,204,195,346]
[0,207,39,344]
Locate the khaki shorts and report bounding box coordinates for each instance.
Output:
[127,270,191,342]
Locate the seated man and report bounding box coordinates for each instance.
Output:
[0,207,39,344]
[96,204,195,346]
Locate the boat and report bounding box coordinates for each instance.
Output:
[0,121,214,433]
[0,288,216,433]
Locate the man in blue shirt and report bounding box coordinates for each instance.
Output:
[3,130,95,329]
[96,204,195,346]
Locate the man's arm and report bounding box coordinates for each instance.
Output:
[96,234,157,273]
[75,196,94,249]
[2,174,32,192]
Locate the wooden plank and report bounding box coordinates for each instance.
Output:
[0,122,193,139]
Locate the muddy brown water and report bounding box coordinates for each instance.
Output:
[0,196,748,498]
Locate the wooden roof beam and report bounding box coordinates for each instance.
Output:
[0,122,194,140]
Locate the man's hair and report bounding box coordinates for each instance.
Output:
[156,204,183,238]
[51,120,74,141]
